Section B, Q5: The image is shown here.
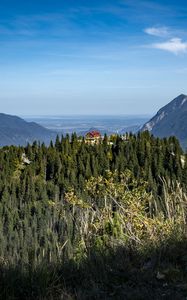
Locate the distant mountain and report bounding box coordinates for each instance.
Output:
[0,113,56,146]
[141,94,187,148]
[118,125,141,134]
[77,127,108,137]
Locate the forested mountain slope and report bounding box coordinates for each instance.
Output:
[0,133,187,299]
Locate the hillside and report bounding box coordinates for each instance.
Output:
[0,113,56,146]
[0,133,187,299]
[141,94,187,148]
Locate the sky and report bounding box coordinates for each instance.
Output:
[0,0,187,115]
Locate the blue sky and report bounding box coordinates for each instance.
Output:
[0,0,187,115]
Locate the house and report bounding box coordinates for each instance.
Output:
[85,130,101,144]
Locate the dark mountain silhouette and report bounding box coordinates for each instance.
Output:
[141,94,187,148]
[0,113,56,146]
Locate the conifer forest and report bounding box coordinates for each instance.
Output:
[1,132,187,299]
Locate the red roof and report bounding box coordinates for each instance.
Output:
[86,130,101,138]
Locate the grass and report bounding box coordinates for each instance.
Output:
[1,239,187,299]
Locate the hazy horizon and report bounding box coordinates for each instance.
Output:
[21,113,151,118]
[23,114,149,135]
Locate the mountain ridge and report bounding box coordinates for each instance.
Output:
[141,94,187,148]
[0,113,56,146]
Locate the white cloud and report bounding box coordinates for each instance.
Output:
[144,26,169,37]
[152,38,187,54]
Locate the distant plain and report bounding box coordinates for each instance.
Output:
[23,115,150,135]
